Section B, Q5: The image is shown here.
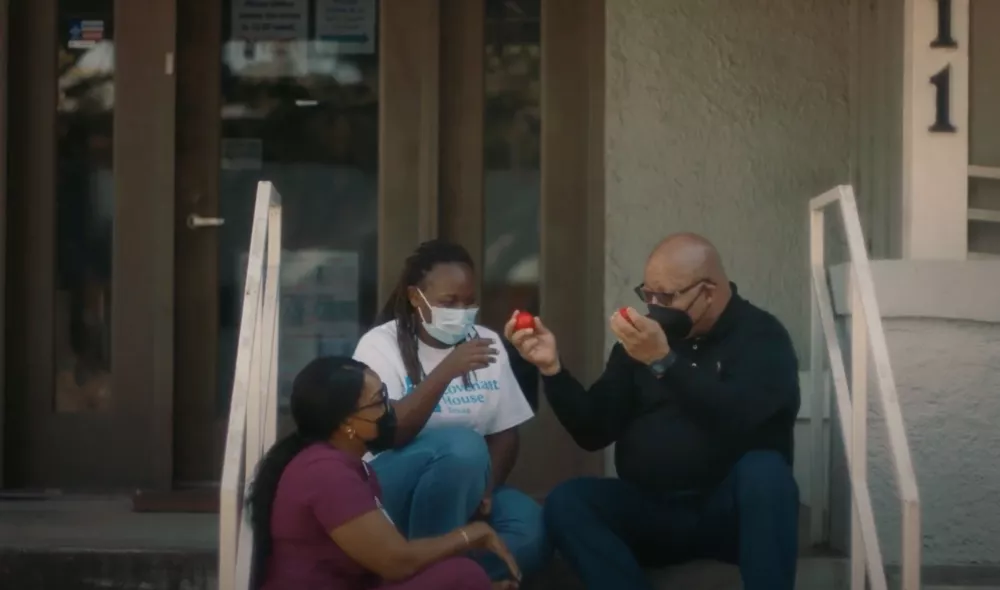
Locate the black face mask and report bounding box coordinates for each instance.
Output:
[647,305,694,341]
[363,405,398,454]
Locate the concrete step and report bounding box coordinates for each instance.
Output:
[3,497,999,589]
[3,548,1000,590]
[644,558,1000,590]
[0,547,217,590]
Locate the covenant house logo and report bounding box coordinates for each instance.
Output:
[403,376,500,414]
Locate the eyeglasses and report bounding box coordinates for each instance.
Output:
[357,383,390,413]
[634,279,709,307]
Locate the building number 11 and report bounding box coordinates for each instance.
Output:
[929,0,957,133]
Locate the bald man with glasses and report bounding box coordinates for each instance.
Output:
[505,233,801,590]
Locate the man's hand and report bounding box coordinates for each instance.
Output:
[610,307,670,365]
[503,312,561,376]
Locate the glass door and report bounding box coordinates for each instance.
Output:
[173,0,383,484]
[171,0,603,495]
[438,0,602,497]
[4,0,175,489]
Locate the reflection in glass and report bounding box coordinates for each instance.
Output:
[481,0,541,331]
[218,0,379,412]
[54,0,115,412]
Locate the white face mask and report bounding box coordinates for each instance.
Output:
[416,290,478,346]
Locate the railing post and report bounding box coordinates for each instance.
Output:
[260,200,283,450]
[809,185,919,590]
[850,277,869,590]
[809,208,829,545]
[219,181,283,590]
[902,498,922,590]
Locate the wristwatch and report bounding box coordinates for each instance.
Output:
[648,351,678,379]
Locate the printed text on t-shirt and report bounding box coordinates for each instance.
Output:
[403,376,500,415]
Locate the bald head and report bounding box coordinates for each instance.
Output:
[646,232,727,288]
[642,232,731,336]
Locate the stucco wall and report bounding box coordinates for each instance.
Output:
[831,317,1000,565]
[604,0,850,359]
[824,261,1000,565]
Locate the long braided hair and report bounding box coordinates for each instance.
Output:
[376,239,476,388]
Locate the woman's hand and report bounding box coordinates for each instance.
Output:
[433,337,498,380]
[462,522,522,584]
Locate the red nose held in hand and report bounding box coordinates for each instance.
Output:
[513,311,536,331]
[618,307,637,327]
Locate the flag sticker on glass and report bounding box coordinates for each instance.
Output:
[68,19,105,49]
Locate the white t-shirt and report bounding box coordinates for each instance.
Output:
[352,320,534,437]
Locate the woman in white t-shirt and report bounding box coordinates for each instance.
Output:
[353,240,550,586]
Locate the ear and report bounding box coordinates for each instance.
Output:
[338,419,356,440]
[406,285,422,310]
[702,282,716,306]
[407,286,430,322]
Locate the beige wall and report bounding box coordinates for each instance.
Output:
[602,0,1000,564]
[826,260,1000,564]
[604,0,851,360]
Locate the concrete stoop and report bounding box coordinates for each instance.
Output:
[2,549,1000,590]
[646,558,1000,590]
[0,547,217,590]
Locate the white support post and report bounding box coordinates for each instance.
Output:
[261,202,282,449]
[219,181,283,590]
[850,279,869,590]
[810,185,921,590]
[901,0,970,259]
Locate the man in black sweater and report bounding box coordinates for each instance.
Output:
[505,233,800,590]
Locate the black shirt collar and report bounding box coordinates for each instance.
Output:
[691,282,747,346]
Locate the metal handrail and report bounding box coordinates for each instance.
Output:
[219,181,283,590]
[808,185,921,590]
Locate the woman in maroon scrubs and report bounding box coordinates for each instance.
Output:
[247,356,520,590]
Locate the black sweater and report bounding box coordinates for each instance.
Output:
[542,286,800,494]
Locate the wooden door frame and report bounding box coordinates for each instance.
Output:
[548,0,607,477]
[433,0,608,495]
[172,0,223,487]
[114,0,177,490]
[438,0,484,277]
[378,0,442,302]
[525,0,607,491]
[3,0,175,489]
[0,0,8,488]
[4,0,56,488]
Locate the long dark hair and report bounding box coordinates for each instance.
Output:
[376,239,475,388]
[246,356,369,589]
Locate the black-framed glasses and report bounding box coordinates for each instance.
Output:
[634,279,709,307]
[357,383,390,413]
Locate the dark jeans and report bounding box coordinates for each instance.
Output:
[544,450,799,590]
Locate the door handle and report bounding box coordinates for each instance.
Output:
[187,214,225,229]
